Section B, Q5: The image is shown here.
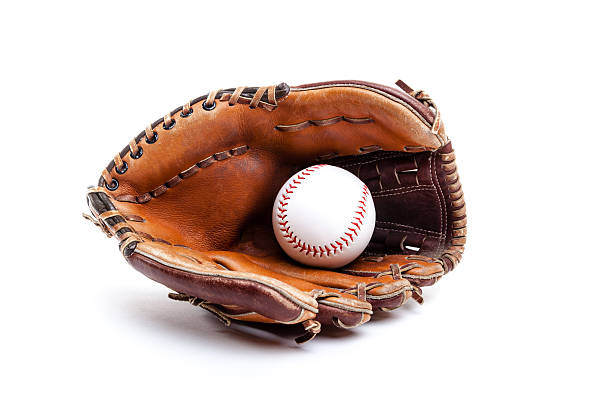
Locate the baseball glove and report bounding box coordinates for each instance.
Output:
[84,79,466,343]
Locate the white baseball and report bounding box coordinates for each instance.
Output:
[272,164,376,268]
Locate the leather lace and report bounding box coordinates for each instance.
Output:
[102,85,280,188]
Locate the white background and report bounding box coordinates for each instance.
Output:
[2,1,610,407]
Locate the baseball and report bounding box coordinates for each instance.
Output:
[272,164,376,268]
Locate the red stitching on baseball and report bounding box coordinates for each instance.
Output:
[277,165,369,258]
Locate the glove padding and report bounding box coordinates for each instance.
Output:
[85,80,466,343]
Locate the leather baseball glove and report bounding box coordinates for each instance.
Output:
[84,80,466,343]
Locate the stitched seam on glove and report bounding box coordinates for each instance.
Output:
[112,145,249,203]
[274,115,373,132]
[99,84,288,190]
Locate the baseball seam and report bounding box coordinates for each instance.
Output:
[276,165,370,258]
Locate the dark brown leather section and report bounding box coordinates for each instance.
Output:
[102,83,441,255]
[316,304,365,328]
[433,143,453,260]
[434,142,466,271]
[126,251,305,323]
[293,80,435,125]
[367,293,406,311]
[87,190,116,216]
[327,149,448,258]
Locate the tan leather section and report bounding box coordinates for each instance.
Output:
[112,151,289,251]
[112,85,441,195]
[108,85,443,255]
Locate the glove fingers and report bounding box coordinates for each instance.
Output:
[124,240,319,325]
[247,254,416,311]
[207,251,372,328]
[89,188,372,328]
[342,254,446,287]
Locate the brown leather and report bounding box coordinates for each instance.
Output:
[86,79,466,340]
